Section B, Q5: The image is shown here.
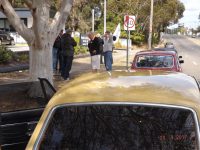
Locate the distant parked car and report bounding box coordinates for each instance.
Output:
[164,42,174,49]
[0,30,15,45]
[192,34,196,38]
[153,47,178,54]
[153,47,183,60]
[131,50,184,72]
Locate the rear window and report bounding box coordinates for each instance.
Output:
[136,55,174,68]
[38,104,198,150]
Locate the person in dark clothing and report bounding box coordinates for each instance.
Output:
[61,29,77,80]
[96,33,104,64]
[53,30,63,73]
[57,30,64,73]
[88,32,103,72]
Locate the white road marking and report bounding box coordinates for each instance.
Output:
[192,61,198,66]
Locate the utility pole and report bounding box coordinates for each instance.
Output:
[92,9,95,32]
[104,0,107,33]
[148,0,153,49]
[72,5,75,31]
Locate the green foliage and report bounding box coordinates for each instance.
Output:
[9,0,25,8]
[120,31,145,46]
[0,46,28,64]
[0,46,13,64]
[73,36,88,55]
[74,36,80,45]
[131,33,145,46]
[114,41,124,49]
[98,0,185,44]
[10,0,185,45]
[10,52,29,62]
[152,33,160,45]
[74,46,88,55]
[17,54,29,62]
[65,0,102,32]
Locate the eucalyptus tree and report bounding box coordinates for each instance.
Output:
[0,0,73,97]
[65,0,102,32]
[102,0,184,40]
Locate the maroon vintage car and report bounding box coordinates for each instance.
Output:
[131,50,184,72]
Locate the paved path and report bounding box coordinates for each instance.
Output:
[0,49,139,85]
[71,49,137,76]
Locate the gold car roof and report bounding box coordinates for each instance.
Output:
[26,70,200,149]
[48,70,200,110]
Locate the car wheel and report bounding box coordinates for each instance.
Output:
[10,40,15,45]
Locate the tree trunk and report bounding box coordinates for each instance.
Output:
[28,42,53,98]
[1,0,74,99]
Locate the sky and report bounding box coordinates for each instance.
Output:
[179,0,200,29]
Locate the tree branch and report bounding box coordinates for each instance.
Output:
[50,0,73,40]
[24,0,33,10]
[0,0,34,44]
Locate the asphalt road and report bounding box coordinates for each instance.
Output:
[164,34,200,81]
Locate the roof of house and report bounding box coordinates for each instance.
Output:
[0,8,31,18]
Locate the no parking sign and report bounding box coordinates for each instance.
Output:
[124,15,135,31]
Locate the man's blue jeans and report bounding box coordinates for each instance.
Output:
[104,51,113,71]
[52,47,58,71]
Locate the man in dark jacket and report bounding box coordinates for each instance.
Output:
[96,33,104,64]
[88,32,103,72]
[53,29,63,73]
[61,29,77,80]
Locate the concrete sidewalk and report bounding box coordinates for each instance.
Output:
[70,49,138,77]
[0,49,139,84]
[54,49,139,88]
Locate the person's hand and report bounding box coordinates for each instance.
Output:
[104,34,108,38]
[93,50,96,54]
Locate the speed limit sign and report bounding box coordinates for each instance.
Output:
[124,15,135,31]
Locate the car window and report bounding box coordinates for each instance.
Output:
[136,55,174,68]
[0,30,6,34]
[38,104,198,150]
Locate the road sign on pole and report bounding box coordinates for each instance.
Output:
[124,15,135,31]
[124,15,135,70]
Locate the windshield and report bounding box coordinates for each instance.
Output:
[136,55,174,68]
[38,104,197,150]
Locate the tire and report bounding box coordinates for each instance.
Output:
[10,40,15,45]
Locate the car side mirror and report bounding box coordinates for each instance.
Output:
[179,60,184,64]
[179,56,182,59]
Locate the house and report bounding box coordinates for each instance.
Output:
[0,8,32,32]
